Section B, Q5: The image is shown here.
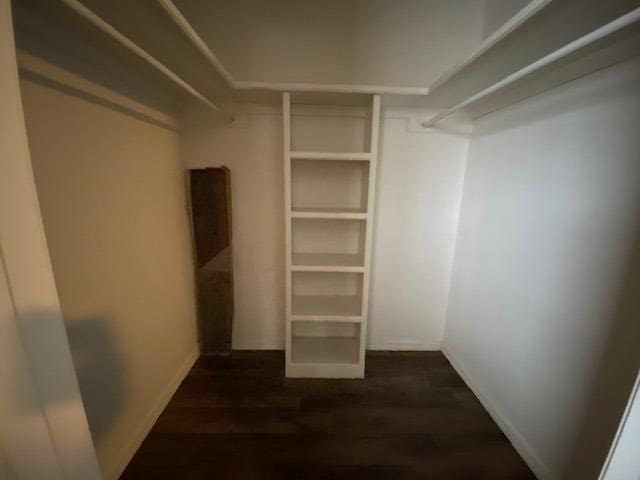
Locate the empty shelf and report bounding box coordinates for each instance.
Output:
[290,151,371,161]
[291,336,360,364]
[292,253,364,272]
[291,208,367,220]
[292,295,362,318]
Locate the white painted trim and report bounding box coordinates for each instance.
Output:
[290,151,371,161]
[155,0,235,87]
[599,369,640,479]
[291,265,365,273]
[283,92,293,369]
[422,7,640,128]
[235,80,428,96]
[105,346,199,480]
[291,211,368,220]
[428,0,553,92]
[291,314,363,323]
[358,94,380,375]
[57,0,232,121]
[291,316,363,323]
[442,345,554,480]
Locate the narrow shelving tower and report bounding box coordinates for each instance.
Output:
[283,92,380,378]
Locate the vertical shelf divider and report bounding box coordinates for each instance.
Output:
[283,92,293,369]
[284,92,380,378]
[359,94,380,371]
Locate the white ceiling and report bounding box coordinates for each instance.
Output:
[172,0,501,88]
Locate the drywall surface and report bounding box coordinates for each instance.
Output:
[20,57,199,479]
[181,104,467,350]
[172,0,484,87]
[181,105,285,349]
[444,58,640,479]
[368,117,467,350]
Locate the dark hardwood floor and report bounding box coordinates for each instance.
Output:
[122,351,534,479]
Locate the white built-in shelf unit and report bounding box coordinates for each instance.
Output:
[283,92,380,378]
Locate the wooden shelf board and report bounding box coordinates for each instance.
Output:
[290,151,371,161]
[291,336,360,365]
[292,295,362,317]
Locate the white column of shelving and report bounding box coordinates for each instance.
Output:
[284,93,380,378]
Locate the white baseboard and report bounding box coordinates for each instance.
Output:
[442,344,553,480]
[104,345,199,480]
[367,341,441,351]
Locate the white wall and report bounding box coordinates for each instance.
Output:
[182,105,285,349]
[173,0,484,87]
[20,55,200,480]
[181,104,468,350]
[444,58,640,480]
[369,116,467,350]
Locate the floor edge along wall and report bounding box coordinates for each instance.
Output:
[283,92,380,378]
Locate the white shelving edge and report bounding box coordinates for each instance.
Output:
[290,151,372,161]
[58,0,232,121]
[422,6,640,128]
[291,266,365,273]
[291,211,368,220]
[426,0,553,92]
[360,94,380,372]
[291,315,363,323]
[283,92,293,369]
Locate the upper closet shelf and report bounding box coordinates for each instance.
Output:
[422,1,640,128]
[14,0,233,120]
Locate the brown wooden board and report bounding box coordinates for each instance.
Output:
[188,167,233,355]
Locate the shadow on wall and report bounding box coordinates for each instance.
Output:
[65,316,128,446]
[13,310,127,462]
[562,222,640,478]
[18,69,176,131]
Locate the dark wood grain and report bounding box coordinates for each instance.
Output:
[189,168,233,355]
[122,351,535,479]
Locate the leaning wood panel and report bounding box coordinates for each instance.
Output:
[189,168,233,355]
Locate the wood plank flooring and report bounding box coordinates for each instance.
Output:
[122,351,535,479]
